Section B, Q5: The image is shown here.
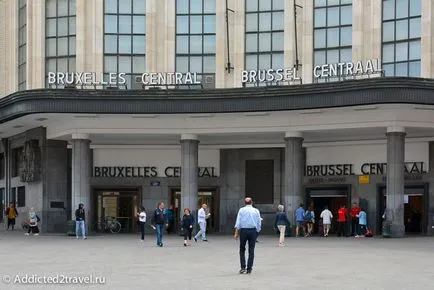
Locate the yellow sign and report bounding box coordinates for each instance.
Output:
[358,175,370,184]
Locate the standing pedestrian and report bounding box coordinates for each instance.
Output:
[295,204,306,237]
[75,203,87,240]
[181,208,195,246]
[356,207,367,237]
[274,205,289,246]
[320,206,333,237]
[151,202,168,247]
[194,203,210,242]
[25,207,40,236]
[165,204,175,234]
[305,206,315,237]
[137,206,146,242]
[234,197,261,274]
[337,205,348,237]
[5,203,18,231]
[350,202,361,236]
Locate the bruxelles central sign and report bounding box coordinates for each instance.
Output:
[92,166,218,178]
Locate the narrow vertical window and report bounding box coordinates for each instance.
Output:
[313,0,352,82]
[245,0,284,87]
[18,0,27,90]
[176,0,216,88]
[382,0,421,77]
[104,0,146,89]
[45,0,77,87]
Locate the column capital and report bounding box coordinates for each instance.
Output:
[284,131,303,139]
[387,126,405,134]
[72,133,90,140]
[180,134,198,141]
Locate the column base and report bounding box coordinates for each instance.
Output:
[382,222,405,238]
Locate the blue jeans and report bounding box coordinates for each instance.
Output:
[239,228,257,271]
[75,220,86,238]
[194,222,207,240]
[155,224,164,245]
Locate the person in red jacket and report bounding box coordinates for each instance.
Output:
[337,205,348,237]
[350,202,361,236]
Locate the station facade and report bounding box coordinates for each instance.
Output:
[1,0,434,236]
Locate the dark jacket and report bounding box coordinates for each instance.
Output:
[182,214,195,229]
[75,208,85,221]
[275,212,289,228]
[152,208,167,225]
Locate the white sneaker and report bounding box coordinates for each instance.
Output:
[34,233,39,236]
[24,233,29,236]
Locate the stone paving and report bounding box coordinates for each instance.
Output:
[0,230,434,290]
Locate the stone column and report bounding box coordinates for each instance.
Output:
[428,141,434,235]
[284,132,304,224]
[71,134,91,223]
[385,126,406,237]
[180,134,199,217]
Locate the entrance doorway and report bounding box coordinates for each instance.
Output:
[93,188,140,233]
[171,189,219,233]
[378,185,427,234]
[306,186,350,235]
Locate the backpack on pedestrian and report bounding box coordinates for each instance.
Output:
[305,211,313,222]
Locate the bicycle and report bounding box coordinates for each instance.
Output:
[92,216,122,234]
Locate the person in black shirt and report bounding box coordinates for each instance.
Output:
[151,202,168,247]
[181,208,195,246]
[75,203,86,240]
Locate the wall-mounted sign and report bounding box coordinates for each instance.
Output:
[308,177,347,184]
[92,166,218,178]
[358,175,370,184]
[313,59,381,79]
[47,72,201,86]
[306,162,426,177]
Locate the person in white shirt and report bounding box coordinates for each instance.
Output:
[137,206,147,242]
[194,204,210,242]
[320,206,333,237]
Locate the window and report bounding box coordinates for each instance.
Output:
[245,160,274,204]
[245,0,284,86]
[0,153,5,179]
[104,0,146,89]
[176,0,216,88]
[12,148,23,178]
[18,0,27,90]
[313,0,352,82]
[10,187,16,204]
[382,0,421,77]
[17,186,26,207]
[45,0,76,87]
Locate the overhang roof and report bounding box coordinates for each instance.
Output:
[1,77,434,124]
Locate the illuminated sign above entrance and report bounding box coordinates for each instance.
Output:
[305,162,426,177]
[92,166,218,178]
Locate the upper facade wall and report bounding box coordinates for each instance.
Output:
[0,0,433,97]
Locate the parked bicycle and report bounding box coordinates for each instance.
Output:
[92,216,122,234]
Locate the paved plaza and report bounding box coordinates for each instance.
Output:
[0,230,434,290]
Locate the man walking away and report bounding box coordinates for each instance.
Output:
[337,205,348,237]
[275,205,289,246]
[320,206,333,237]
[356,208,367,238]
[138,206,146,242]
[350,202,361,236]
[194,204,210,242]
[151,202,168,247]
[234,197,261,274]
[6,203,18,231]
[295,204,306,237]
[75,203,87,240]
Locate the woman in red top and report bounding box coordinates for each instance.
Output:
[350,203,361,236]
